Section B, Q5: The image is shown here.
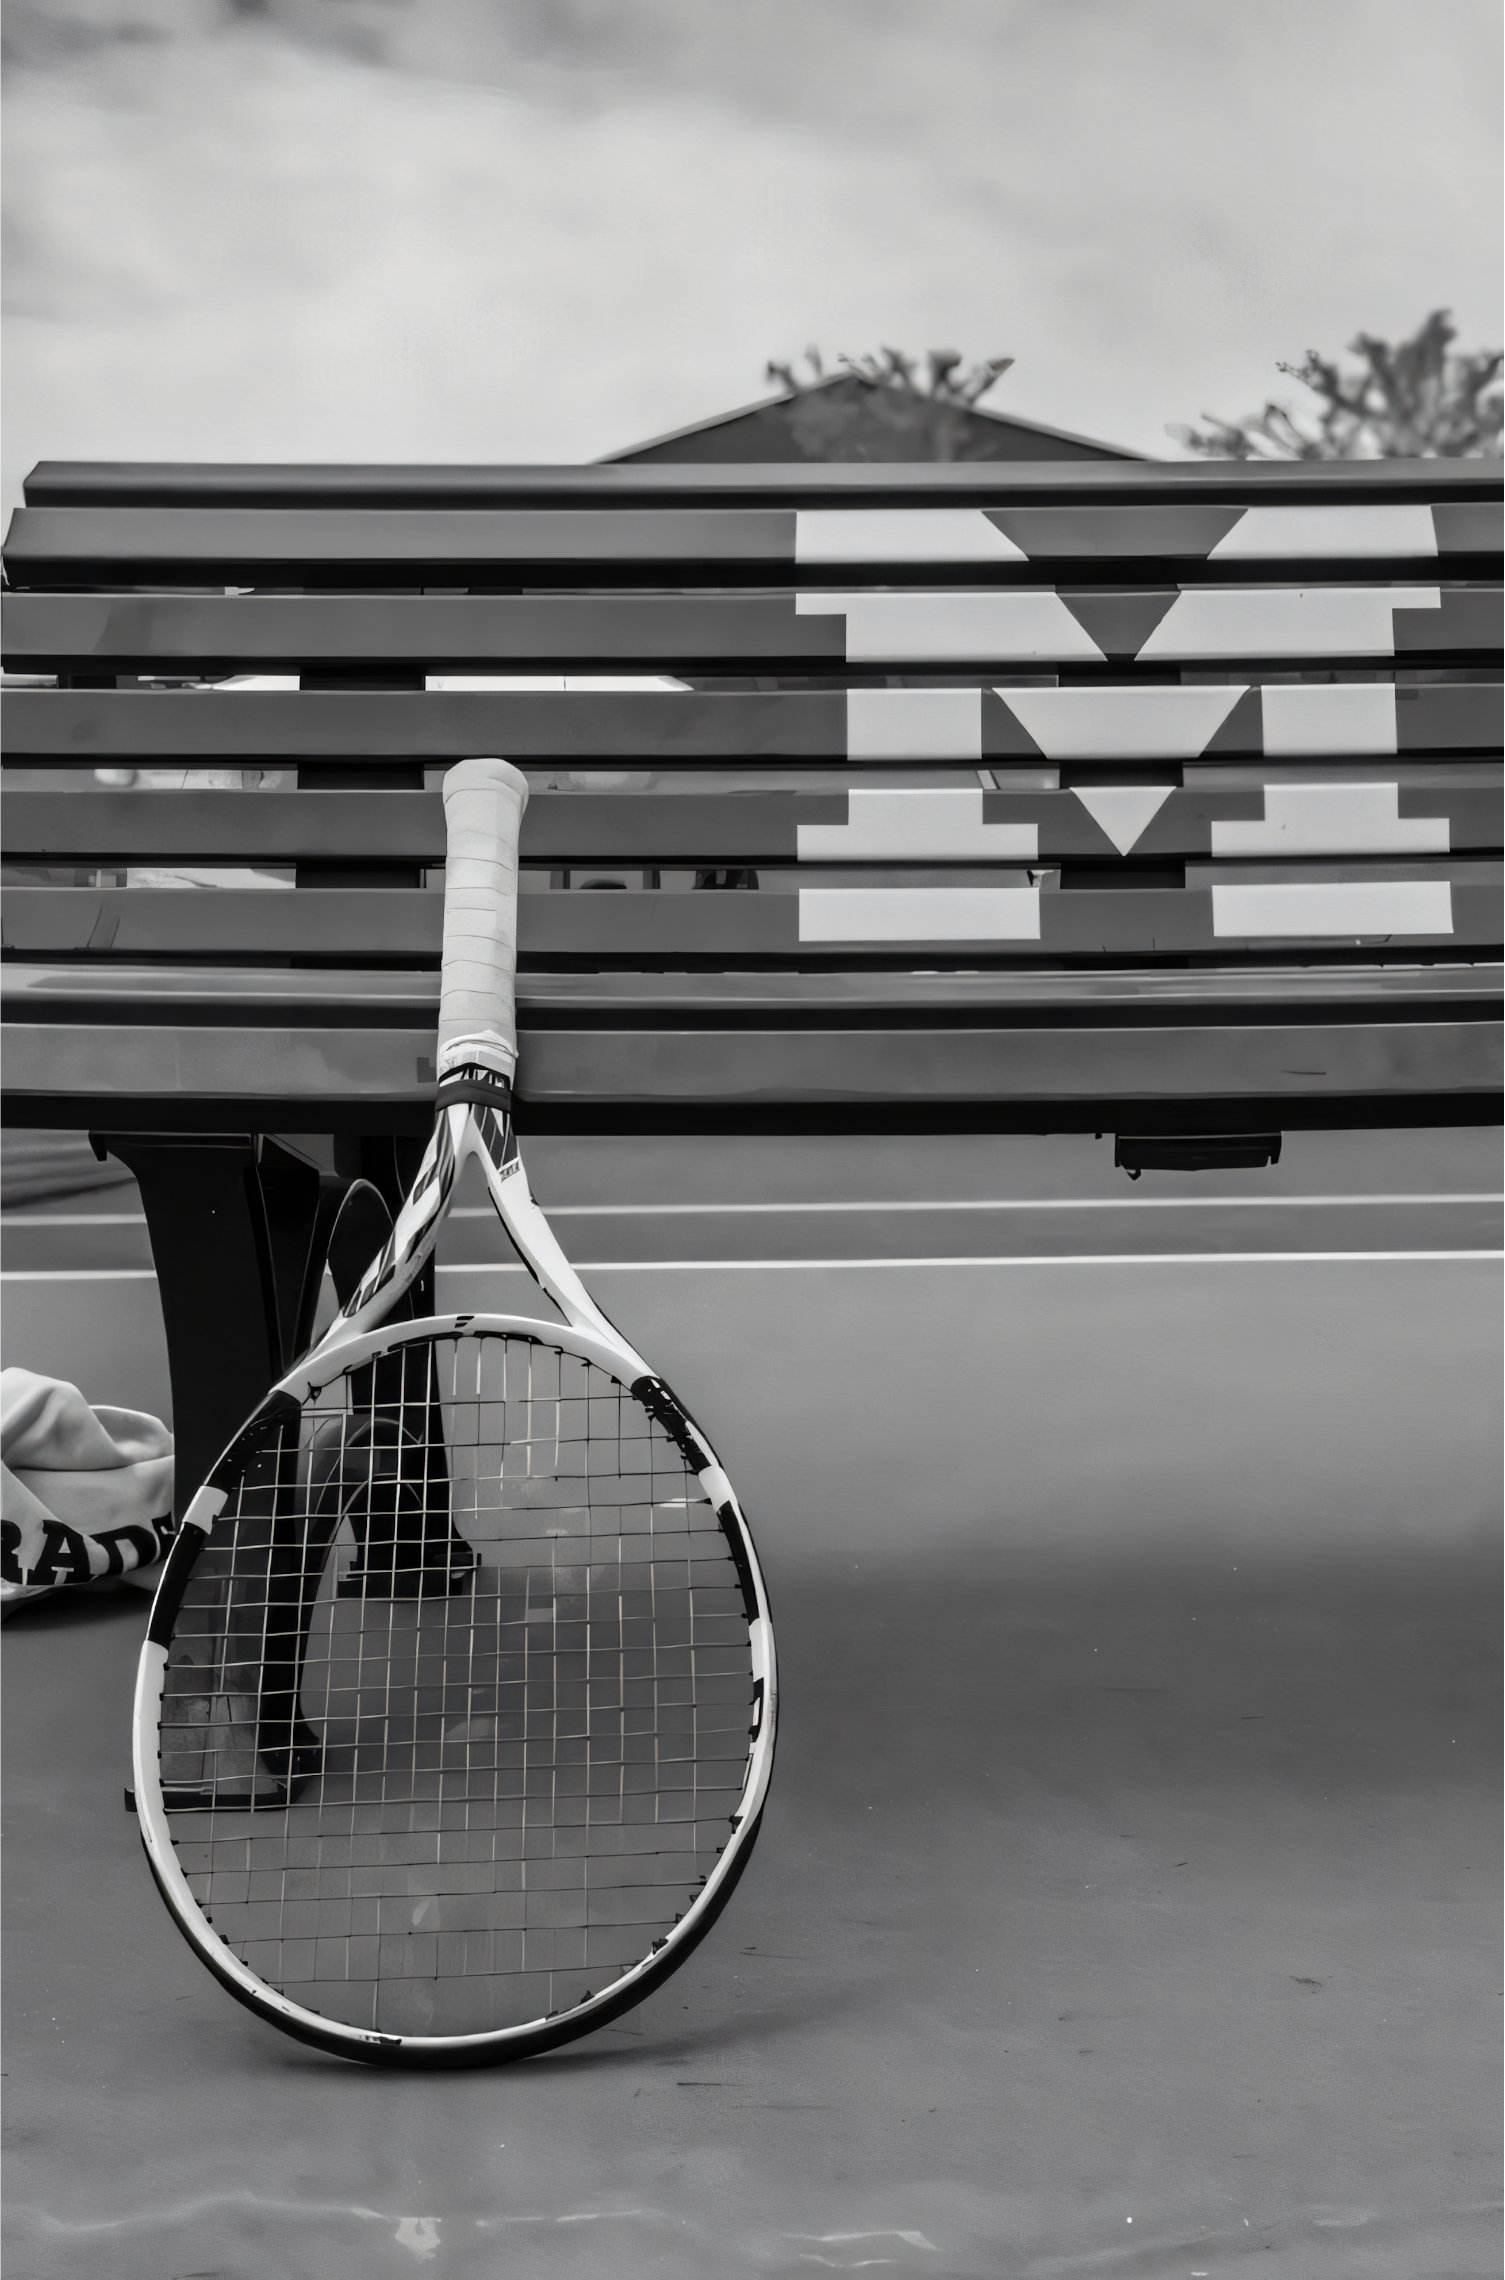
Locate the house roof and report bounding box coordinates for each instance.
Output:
[604,371,1145,464]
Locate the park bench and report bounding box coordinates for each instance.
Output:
[3,453,1500,1509]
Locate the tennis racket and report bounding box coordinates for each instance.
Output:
[132,758,777,2066]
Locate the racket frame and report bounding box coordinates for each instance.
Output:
[133,1098,777,2065]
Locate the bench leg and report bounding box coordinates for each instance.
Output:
[92,1132,438,1519]
[90,1134,298,1519]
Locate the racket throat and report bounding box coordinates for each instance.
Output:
[478,1137,651,1374]
[322,1111,465,1352]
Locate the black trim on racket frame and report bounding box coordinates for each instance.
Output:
[138,1779,770,2069]
[145,1513,212,1649]
[630,1374,714,1471]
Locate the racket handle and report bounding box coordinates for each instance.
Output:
[438,759,531,1085]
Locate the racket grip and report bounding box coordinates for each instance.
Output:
[438,759,530,1085]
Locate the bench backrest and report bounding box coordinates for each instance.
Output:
[3,456,1500,1138]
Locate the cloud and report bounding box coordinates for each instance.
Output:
[3,0,1500,504]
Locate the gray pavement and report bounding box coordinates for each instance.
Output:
[2,1128,1501,2277]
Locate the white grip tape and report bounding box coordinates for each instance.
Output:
[438,758,530,1081]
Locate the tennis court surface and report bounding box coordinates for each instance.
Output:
[4,1130,1500,2279]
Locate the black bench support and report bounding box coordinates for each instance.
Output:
[89,1132,294,1516]
[85,1130,438,1516]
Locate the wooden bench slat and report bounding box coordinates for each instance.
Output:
[2,885,441,957]
[6,589,1499,675]
[2,507,794,581]
[5,1016,1497,1116]
[0,789,829,863]
[6,684,1499,763]
[7,502,1498,585]
[217,1011,1505,1110]
[1393,684,1505,751]
[0,689,847,759]
[4,775,1500,864]
[0,788,750,862]
[1,788,445,862]
[8,957,1496,1014]
[2,1023,434,1101]
[2,593,842,673]
[5,874,1496,958]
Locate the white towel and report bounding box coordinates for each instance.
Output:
[1,1368,173,1613]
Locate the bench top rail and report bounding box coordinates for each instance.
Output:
[22,458,1504,508]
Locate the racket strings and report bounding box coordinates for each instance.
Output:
[159,1332,755,2036]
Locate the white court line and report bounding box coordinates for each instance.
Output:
[0,1269,161,1281]
[6,1194,1501,1227]
[462,1193,1504,1217]
[1,1213,150,1226]
[438,1251,1502,1271]
[5,1251,1501,1284]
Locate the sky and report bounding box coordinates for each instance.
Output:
[2,0,1501,507]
